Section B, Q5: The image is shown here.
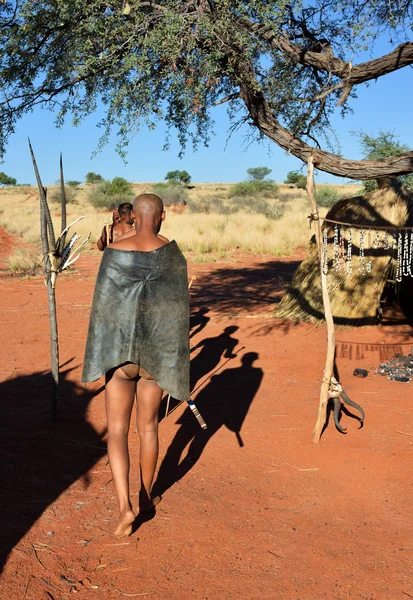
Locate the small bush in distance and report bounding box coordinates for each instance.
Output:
[247,167,272,181]
[110,177,132,195]
[88,179,134,210]
[7,247,42,273]
[284,170,307,189]
[315,186,340,207]
[165,170,191,184]
[66,180,81,187]
[85,172,104,184]
[187,195,232,214]
[228,180,279,198]
[151,182,188,205]
[49,185,78,204]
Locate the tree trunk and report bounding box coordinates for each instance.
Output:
[306,157,336,442]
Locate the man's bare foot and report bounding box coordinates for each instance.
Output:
[139,495,162,515]
[114,508,135,537]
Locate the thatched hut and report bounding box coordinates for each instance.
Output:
[276,180,413,326]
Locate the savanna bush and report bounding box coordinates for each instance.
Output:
[49,185,78,204]
[187,195,232,214]
[228,180,279,198]
[151,182,188,205]
[88,178,134,210]
[315,186,340,207]
[7,247,42,273]
[230,195,286,219]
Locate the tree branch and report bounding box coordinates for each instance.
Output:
[239,82,413,179]
[242,18,413,86]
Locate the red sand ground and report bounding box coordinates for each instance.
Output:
[1,227,413,600]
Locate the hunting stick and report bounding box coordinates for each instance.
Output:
[307,156,336,442]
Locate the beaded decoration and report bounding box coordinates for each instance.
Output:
[358,230,366,275]
[346,228,352,276]
[396,232,403,283]
[322,226,328,275]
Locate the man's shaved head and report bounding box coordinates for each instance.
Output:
[133,194,164,217]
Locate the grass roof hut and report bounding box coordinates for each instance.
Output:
[276,180,413,326]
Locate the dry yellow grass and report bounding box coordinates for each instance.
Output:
[0,182,360,261]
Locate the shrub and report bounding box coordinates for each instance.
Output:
[284,170,307,189]
[247,166,272,181]
[7,248,42,273]
[49,185,78,204]
[85,172,104,184]
[66,180,81,187]
[165,170,191,184]
[315,186,340,207]
[230,195,286,219]
[110,177,132,195]
[187,195,233,214]
[88,180,134,210]
[228,180,279,198]
[151,182,188,205]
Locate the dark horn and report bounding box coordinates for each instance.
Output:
[340,390,365,428]
[59,153,67,254]
[28,138,56,252]
[333,397,347,433]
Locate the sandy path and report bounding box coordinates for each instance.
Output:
[1,234,413,599]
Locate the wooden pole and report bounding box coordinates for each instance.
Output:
[306,157,336,442]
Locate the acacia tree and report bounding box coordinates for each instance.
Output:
[0,1,412,179]
[355,131,413,191]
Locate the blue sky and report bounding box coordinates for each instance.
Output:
[1,54,412,186]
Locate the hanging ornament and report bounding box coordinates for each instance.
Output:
[396,232,403,282]
[322,225,328,275]
[366,229,372,273]
[339,228,346,271]
[409,231,413,277]
[358,230,366,276]
[346,228,352,276]
[333,224,339,271]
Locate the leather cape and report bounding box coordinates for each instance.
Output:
[82,241,190,401]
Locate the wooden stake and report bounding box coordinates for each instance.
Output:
[306,157,336,442]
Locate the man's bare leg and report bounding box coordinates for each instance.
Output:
[136,377,163,513]
[105,366,137,536]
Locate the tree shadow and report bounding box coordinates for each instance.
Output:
[189,259,301,315]
[0,362,106,574]
[152,352,263,498]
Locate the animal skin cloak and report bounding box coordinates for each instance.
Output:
[82,241,190,401]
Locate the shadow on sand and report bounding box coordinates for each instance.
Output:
[0,362,106,574]
[153,352,263,498]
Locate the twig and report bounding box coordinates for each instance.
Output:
[396,430,413,438]
[32,544,47,569]
[115,590,153,597]
[40,578,63,592]
[23,576,31,600]
[164,542,186,576]
[285,463,319,472]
